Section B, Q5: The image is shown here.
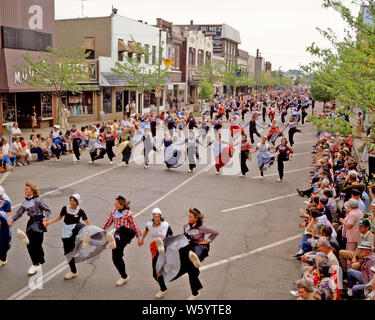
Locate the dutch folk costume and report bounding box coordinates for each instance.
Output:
[134,132,158,168]
[0,187,12,265]
[207,138,234,175]
[51,127,66,161]
[88,132,107,163]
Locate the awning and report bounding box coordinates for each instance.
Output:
[118,39,130,52]
[82,38,95,51]
[126,41,137,53]
[136,43,146,54]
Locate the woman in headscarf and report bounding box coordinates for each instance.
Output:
[0,186,12,267]
[206,132,234,176]
[10,182,51,276]
[251,136,275,180]
[139,208,173,299]
[160,133,184,172]
[44,194,107,280]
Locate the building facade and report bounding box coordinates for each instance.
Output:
[0,0,57,134]
[56,9,168,119]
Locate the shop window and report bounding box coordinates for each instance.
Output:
[144,44,150,64]
[116,91,123,113]
[85,50,95,60]
[41,92,53,119]
[1,93,16,123]
[118,51,125,61]
[103,88,112,114]
[67,92,94,115]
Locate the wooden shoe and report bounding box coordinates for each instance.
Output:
[187,292,201,300]
[189,251,200,269]
[64,272,78,280]
[155,289,168,299]
[82,232,91,250]
[155,238,165,254]
[16,229,30,246]
[116,276,129,287]
[106,231,117,250]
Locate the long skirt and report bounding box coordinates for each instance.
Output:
[257,151,274,170]
[215,146,234,171]
[0,212,11,262]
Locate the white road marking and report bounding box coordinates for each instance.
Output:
[222,193,298,213]
[200,234,301,271]
[250,166,311,180]
[0,172,10,185]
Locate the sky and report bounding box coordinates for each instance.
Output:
[55,0,360,71]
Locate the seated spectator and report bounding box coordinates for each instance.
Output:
[295,278,315,300]
[19,137,32,164]
[36,134,50,160]
[0,138,16,171]
[346,241,375,299]
[28,134,44,162]
[316,260,337,300]
[11,136,27,166]
[10,122,22,138]
[339,218,375,272]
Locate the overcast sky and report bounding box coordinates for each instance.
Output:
[55,0,359,71]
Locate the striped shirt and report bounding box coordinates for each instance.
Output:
[102,208,142,240]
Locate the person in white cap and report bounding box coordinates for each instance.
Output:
[50,124,67,162]
[139,208,173,299]
[44,194,92,280]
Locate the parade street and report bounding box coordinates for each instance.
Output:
[0,110,316,300]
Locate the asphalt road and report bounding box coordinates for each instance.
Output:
[0,107,318,300]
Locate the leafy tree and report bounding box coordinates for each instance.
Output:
[15,45,92,126]
[198,80,214,101]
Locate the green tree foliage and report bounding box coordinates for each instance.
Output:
[198,80,214,101]
[15,45,92,125]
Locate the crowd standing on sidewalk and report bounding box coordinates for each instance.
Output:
[291,101,375,300]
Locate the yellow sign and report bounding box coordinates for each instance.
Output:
[163,58,174,68]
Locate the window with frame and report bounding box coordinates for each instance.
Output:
[144,44,150,63]
[152,46,156,64]
[173,45,180,70]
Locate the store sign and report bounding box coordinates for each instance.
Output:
[199,25,222,53]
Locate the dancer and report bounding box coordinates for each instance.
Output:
[180,131,204,173]
[212,115,223,134]
[104,126,116,165]
[161,134,185,172]
[243,115,263,144]
[229,115,245,138]
[50,124,67,162]
[206,132,234,175]
[165,112,176,138]
[274,137,293,182]
[154,208,218,300]
[117,128,133,167]
[43,194,104,280]
[284,116,302,147]
[251,136,275,180]
[186,113,198,133]
[134,129,158,169]
[198,115,210,142]
[149,111,158,138]
[0,186,11,266]
[267,120,283,146]
[70,124,87,162]
[11,182,51,275]
[234,134,253,177]
[88,128,107,164]
[102,196,143,286]
[139,208,173,299]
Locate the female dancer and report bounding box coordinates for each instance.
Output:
[102,196,143,286]
[165,112,176,138]
[212,115,223,134]
[229,115,245,138]
[274,137,293,182]
[234,134,253,177]
[0,186,11,266]
[251,136,275,180]
[161,134,184,172]
[225,103,232,122]
[11,182,51,275]
[134,129,158,169]
[43,194,103,280]
[154,208,218,300]
[88,128,107,164]
[180,131,203,173]
[186,113,198,133]
[267,120,283,146]
[149,112,158,138]
[50,125,67,162]
[206,132,233,175]
[104,126,116,165]
[284,116,302,147]
[117,128,133,167]
[70,124,88,162]
[139,208,173,299]
[198,115,210,142]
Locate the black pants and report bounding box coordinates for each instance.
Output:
[72,138,82,160]
[240,151,249,175]
[277,154,287,180]
[62,236,77,273]
[122,146,132,164]
[51,142,65,159]
[150,122,157,138]
[0,217,10,261]
[281,112,287,124]
[369,156,375,181]
[225,110,230,121]
[90,148,106,161]
[106,140,115,161]
[26,218,46,266]
[302,112,307,124]
[112,227,135,279]
[250,128,261,144]
[214,124,222,133]
[262,108,266,122]
[178,245,204,296]
[288,127,300,146]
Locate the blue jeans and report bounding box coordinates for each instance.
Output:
[348,268,365,299]
[299,234,312,250]
[1,155,16,167]
[30,147,44,161]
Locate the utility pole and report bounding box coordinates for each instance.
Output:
[156,28,162,115]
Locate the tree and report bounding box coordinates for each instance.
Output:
[15,45,92,126]
[195,60,224,87]
[198,80,214,101]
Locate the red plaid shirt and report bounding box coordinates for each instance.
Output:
[102,208,142,240]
